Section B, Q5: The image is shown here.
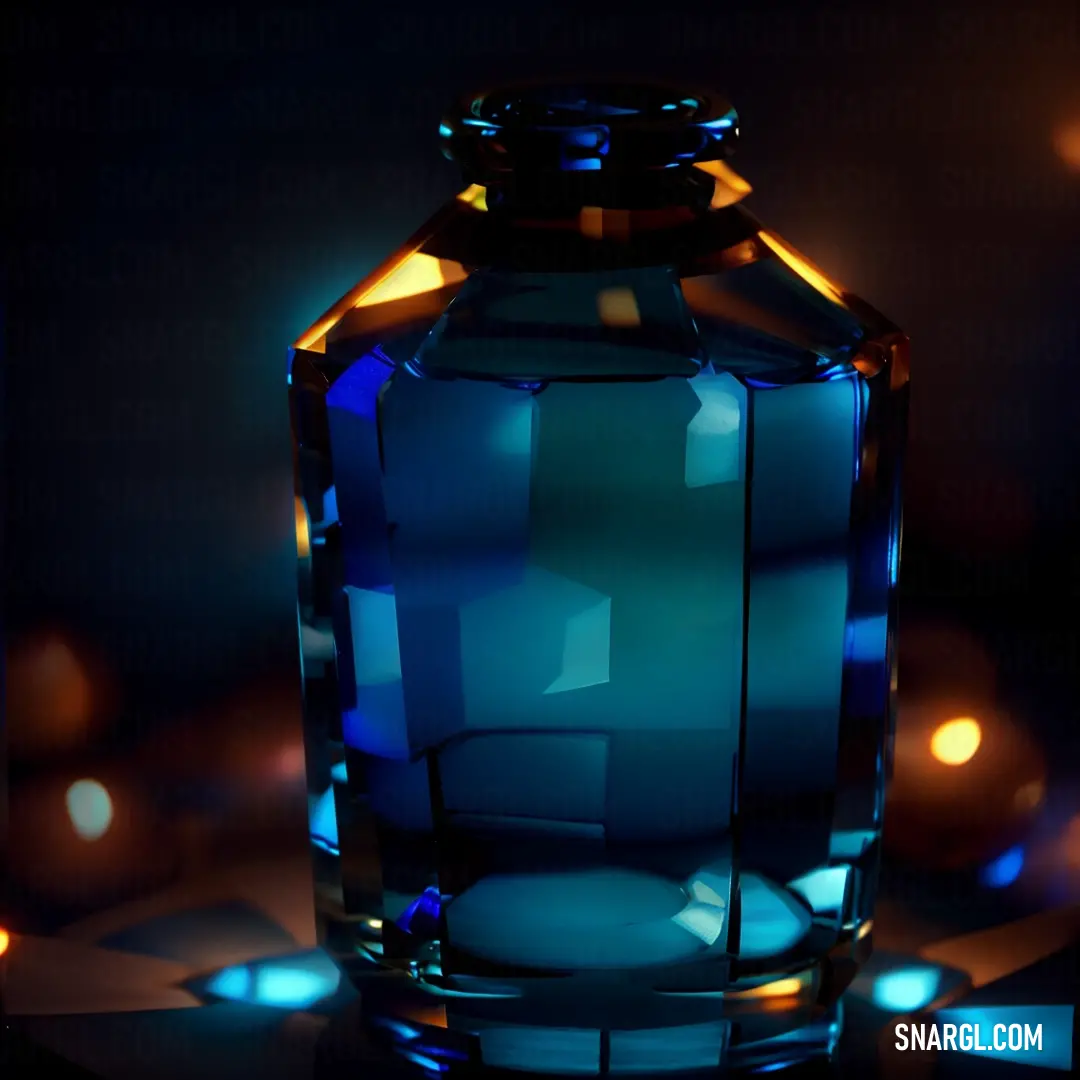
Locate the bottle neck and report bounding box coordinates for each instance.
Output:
[482,166,716,218]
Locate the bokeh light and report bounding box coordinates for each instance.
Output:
[979,845,1025,889]
[1063,816,1080,869]
[65,779,115,841]
[1013,780,1045,813]
[133,679,310,853]
[1053,120,1080,171]
[0,927,9,956]
[930,718,982,766]
[871,967,941,1012]
[139,680,303,788]
[6,633,98,759]
[202,950,341,1009]
[887,699,1046,870]
[9,771,172,906]
[275,742,306,781]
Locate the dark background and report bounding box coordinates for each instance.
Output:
[4,5,1080,1078]
[5,0,1080,911]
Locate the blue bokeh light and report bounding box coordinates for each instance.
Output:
[979,845,1024,888]
[205,951,341,1009]
[65,779,114,841]
[205,965,250,1000]
[871,967,942,1012]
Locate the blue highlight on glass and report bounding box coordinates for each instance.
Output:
[398,887,443,935]
[309,786,339,856]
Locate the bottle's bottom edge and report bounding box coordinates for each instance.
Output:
[321,959,845,1077]
[317,991,843,1077]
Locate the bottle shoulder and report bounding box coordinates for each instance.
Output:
[289,190,905,391]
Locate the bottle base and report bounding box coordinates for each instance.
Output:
[316,984,843,1077]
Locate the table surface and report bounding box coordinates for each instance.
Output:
[4,849,1078,1080]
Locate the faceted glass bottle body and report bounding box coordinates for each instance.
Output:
[290,113,907,1075]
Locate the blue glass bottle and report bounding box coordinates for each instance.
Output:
[290,83,907,1075]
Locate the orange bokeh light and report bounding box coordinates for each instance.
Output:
[1013,779,1045,812]
[276,742,306,780]
[0,927,9,956]
[1064,816,1080,868]
[1053,121,1080,171]
[7,634,96,758]
[930,717,982,766]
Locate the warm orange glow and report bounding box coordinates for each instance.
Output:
[919,905,1080,989]
[577,206,634,241]
[276,742,306,780]
[403,1004,448,1028]
[757,231,849,307]
[582,206,607,237]
[293,186,480,352]
[294,496,311,558]
[1063,815,1080,868]
[579,206,604,239]
[37,640,91,725]
[694,160,753,209]
[354,252,468,309]
[679,237,762,279]
[7,635,95,756]
[1013,779,1045,812]
[596,286,641,327]
[0,928,9,956]
[1054,121,1080,170]
[930,717,982,766]
[456,184,488,211]
[728,974,807,1000]
[714,237,761,270]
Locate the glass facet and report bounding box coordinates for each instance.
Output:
[290,83,908,1076]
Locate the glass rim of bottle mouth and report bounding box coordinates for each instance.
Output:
[455,80,734,129]
[440,80,740,185]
